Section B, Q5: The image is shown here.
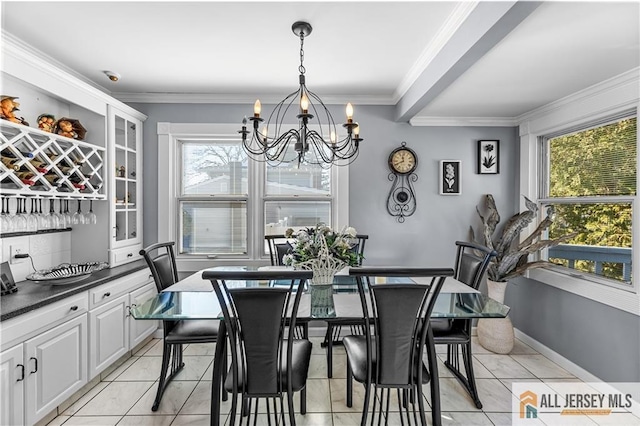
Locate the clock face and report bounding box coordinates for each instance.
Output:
[389,148,417,174]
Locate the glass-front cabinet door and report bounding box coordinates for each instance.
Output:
[108,106,143,265]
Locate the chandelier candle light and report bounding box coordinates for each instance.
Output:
[239,21,362,168]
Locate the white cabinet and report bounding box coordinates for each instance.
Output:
[24,314,88,426]
[88,269,157,377]
[108,106,144,267]
[88,294,129,378]
[0,344,25,426]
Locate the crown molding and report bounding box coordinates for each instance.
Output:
[2,31,146,120]
[112,91,394,105]
[394,1,479,104]
[409,116,517,127]
[516,67,640,125]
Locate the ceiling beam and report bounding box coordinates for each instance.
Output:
[394,1,542,123]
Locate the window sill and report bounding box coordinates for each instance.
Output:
[528,268,639,316]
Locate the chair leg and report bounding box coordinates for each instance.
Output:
[326,324,334,378]
[462,342,483,409]
[300,387,307,415]
[346,363,353,408]
[152,342,172,411]
[361,380,371,426]
[286,387,296,426]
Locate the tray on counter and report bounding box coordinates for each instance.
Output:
[27,262,109,285]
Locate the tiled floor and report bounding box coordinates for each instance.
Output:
[42,337,638,426]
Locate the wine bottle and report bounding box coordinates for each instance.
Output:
[43,173,63,186]
[29,158,51,173]
[1,149,34,159]
[14,171,35,186]
[1,156,21,171]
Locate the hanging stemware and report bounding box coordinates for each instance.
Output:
[72,199,85,225]
[48,199,62,229]
[63,199,72,228]
[1,197,13,233]
[37,198,50,231]
[26,197,38,232]
[85,199,97,225]
[12,198,27,232]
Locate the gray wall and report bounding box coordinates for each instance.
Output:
[128,102,519,267]
[506,276,640,383]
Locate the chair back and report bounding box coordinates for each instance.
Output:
[349,267,453,386]
[206,269,312,396]
[265,235,294,266]
[140,241,180,292]
[349,234,368,266]
[453,241,496,289]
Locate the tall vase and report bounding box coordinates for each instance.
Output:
[477,279,514,354]
[309,268,336,318]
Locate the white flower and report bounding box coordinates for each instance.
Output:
[344,226,357,238]
[282,254,294,266]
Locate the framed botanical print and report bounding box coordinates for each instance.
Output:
[439,160,461,195]
[478,140,499,174]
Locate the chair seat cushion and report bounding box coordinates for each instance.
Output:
[224,339,312,393]
[431,319,470,344]
[343,335,430,385]
[165,319,219,344]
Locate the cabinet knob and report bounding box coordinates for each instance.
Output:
[30,357,38,374]
[127,253,133,258]
[104,292,111,297]
[69,305,78,311]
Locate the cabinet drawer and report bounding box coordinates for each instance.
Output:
[89,268,151,309]
[110,244,143,267]
[1,293,88,348]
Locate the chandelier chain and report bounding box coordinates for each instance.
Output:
[299,31,306,75]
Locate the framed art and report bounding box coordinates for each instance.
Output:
[478,140,499,174]
[439,160,461,195]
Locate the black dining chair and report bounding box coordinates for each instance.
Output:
[265,234,295,266]
[431,241,496,409]
[343,267,453,426]
[208,269,313,426]
[139,241,221,411]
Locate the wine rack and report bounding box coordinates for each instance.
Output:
[0,120,106,199]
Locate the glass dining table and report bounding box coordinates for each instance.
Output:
[131,267,510,426]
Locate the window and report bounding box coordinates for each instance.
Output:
[179,139,248,255]
[540,115,637,287]
[165,124,344,261]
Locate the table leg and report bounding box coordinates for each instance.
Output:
[210,321,227,426]
[426,325,441,426]
[326,323,333,378]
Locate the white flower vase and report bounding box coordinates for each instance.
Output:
[477,279,514,354]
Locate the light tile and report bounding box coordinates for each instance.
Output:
[307,354,328,379]
[471,336,494,355]
[474,354,536,379]
[511,355,575,379]
[180,381,212,415]
[63,416,121,425]
[58,376,101,413]
[132,338,161,356]
[171,415,211,426]
[435,353,495,379]
[474,379,517,412]
[128,380,197,415]
[292,378,331,413]
[114,357,161,381]
[116,415,175,425]
[440,411,493,425]
[183,343,216,356]
[174,356,214,381]
[61,381,109,415]
[485,412,545,426]
[100,354,133,382]
[45,415,70,426]
[102,356,140,381]
[140,339,164,357]
[428,377,480,412]
[75,382,152,416]
[511,339,539,355]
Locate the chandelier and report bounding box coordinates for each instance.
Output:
[239,21,362,168]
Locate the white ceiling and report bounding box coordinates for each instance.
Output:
[2,1,638,124]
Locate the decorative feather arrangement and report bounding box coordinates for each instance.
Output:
[472,194,577,282]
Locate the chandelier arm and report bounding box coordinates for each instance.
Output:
[305,131,335,164]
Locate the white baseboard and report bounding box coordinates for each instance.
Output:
[512,328,603,384]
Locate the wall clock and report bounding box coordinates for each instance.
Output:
[386,142,418,222]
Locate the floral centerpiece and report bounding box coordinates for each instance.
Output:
[282,224,361,317]
[282,224,361,284]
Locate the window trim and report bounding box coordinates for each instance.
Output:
[517,68,639,316]
[157,122,349,271]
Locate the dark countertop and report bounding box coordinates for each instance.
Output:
[1,260,149,322]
